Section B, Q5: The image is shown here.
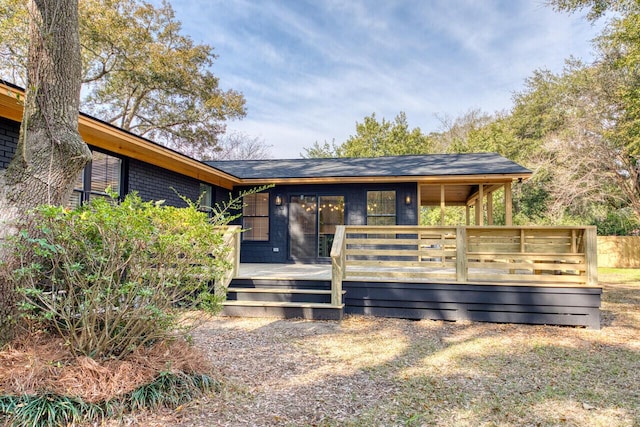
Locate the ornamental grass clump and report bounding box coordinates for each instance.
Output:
[3,192,236,360]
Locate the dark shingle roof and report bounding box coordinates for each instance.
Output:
[206,153,531,180]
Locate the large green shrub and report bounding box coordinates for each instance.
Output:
[2,193,239,359]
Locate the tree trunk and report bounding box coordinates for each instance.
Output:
[0,0,91,346]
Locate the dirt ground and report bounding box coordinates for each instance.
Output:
[122,278,639,427]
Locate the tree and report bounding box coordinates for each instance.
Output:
[0,0,92,345]
[431,109,526,160]
[197,131,273,161]
[339,112,434,157]
[0,0,246,157]
[539,0,640,223]
[302,112,433,158]
[300,140,339,158]
[548,0,638,20]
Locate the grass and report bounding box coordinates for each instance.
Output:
[343,269,640,426]
[2,268,638,426]
[160,267,640,427]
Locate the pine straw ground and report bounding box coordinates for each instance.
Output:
[0,337,211,404]
[2,269,639,426]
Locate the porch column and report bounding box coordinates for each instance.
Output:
[465,204,470,225]
[440,184,445,226]
[487,192,493,225]
[417,184,422,224]
[504,182,513,225]
[475,184,483,225]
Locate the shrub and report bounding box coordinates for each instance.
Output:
[0,371,218,427]
[2,192,239,360]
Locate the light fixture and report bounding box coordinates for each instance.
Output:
[405,194,412,205]
[275,195,283,206]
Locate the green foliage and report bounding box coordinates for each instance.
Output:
[548,0,639,21]
[591,207,640,235]
[300,140,340,158]
[1,192,239,360]
[301,112,434,159]
[127,371,218,411]
[420,206,467,226]
[0,372,217,427]
[0,0,246,156]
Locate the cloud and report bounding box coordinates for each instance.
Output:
[152,0,603,158]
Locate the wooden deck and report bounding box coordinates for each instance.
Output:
[221,226,602,328]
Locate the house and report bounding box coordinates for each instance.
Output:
[206,155,530,263]
[0,80,602,328]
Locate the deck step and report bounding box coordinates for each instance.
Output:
[221,301,344,320]
[229,278,331,291]
[227,287,345,295]
[223,301,343,308]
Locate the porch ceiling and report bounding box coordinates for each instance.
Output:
[420,184,472,206]
[420,183,510,206]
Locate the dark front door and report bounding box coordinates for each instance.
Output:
[289,195,317,259]
[318,195,345,258]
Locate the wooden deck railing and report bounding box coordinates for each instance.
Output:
[215,225,242,291]
[330,225,598,298]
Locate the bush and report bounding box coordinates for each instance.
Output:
[2,192,239,360]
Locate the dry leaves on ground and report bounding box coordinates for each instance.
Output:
[128,280,639,427]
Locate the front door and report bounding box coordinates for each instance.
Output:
[318,195,345,258]
[289,195,345,260]
[289,195,317,259]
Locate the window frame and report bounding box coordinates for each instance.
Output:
[199,183,214,213]
[68,149,124,208]
[366,190,397,225]
[242,192,270,242]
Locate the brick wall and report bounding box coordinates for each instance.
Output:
[0,116,218,209]
[127,158,204,208]
[0,117,19,169]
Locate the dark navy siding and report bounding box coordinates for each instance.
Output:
[0,117,19,169]
[127,158,203,207]
[235,182,418,264]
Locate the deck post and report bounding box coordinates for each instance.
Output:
[330,225,346,306]
[233,226,241,278]
[585,226,598,286]
[476,184,484,225]
[456,226,468,282]
[487,192,493,225]
[440,184,446,226]
[505,182,513,225]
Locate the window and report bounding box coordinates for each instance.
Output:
[199,183,213,212]
[89,151,121,199]
[67,150,122,208]
[68,170,84,210]
[242,193,269,241]
[367,190,396,225]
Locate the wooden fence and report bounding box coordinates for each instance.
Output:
[597,236,640,268]
[331,225,598,300]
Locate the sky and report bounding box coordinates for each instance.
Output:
[160,0,604,159]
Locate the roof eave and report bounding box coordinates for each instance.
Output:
[234,172,532,186]
[0,81,239,189]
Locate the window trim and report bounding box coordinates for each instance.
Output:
[69,148,125,208]
[242,192,270,242]
[366,190,397,225]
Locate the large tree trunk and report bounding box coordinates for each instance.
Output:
[0,0,91,345]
